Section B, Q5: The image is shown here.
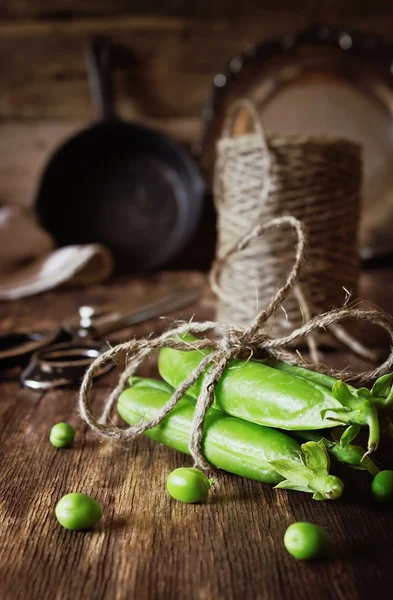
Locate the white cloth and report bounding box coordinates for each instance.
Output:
[0,206,113,300]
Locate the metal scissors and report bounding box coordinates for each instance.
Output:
[0,288,200,390]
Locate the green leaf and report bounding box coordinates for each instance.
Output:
[312,492,325,501]
[320,407,351,421]
[356,388,373,400]
[324,438,335,449]
[301,440,330,472]
[274,480,313,493]
[333,380,356,406]
[371,373,393,398]
[269,458,311,488]
[339,424,361,448]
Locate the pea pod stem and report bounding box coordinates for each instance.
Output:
[382,386,393,410]
[365,403,380,455]
[119,378,344,499]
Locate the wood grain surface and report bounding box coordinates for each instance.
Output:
[2,0,392,20]
[1,269,393,600]
[1,11,393,121]
[1,5,393,209]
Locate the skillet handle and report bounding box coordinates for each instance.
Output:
[86,35,115,121]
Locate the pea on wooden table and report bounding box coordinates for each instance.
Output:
[284,522,331,560]
[49,423,75,448]
[55,493,103,531]
[371,470,393,504]
[167,468,213,503]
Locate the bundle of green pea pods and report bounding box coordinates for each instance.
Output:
[118,333,393,502]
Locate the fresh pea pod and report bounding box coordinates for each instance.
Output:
[266,360,393,444]
[263,360,339,392]
[132,378,378,475]
[118,378,344,500]
[158,334,380,454]
[265,360,393,412]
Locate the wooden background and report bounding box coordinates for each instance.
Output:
[1,268,393,600]
[1,0,393,208]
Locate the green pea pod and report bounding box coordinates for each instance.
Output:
[158,334,380,454]
[265,360,393,412]
[133,378,379,476]
[262,360,339,392]
[118,378,344,499]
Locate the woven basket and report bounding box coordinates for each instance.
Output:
[213,100,362,337]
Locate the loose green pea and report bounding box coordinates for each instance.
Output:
[284,522,330,560]
[167,468,213,503]
[371,470,393,504]
[55,493,103,530]
[50,422,75,448]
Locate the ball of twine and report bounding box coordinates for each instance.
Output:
[78,215,393,472]
[212,100,365,360]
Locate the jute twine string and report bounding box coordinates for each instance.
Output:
[79,215,393,472]
[213,99,369,361]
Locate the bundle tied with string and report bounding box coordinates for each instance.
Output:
[212,99,371,363]
[79,215,393,473]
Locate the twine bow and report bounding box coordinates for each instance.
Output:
[79,216,393,471]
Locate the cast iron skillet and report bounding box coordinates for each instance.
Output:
[35,36,204,271]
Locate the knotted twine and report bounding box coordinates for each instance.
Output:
[79,215,393,472]
[213,99,370,363]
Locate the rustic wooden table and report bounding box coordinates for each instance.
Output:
[1,269,393,600]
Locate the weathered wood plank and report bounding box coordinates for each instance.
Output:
[0,15,306,119]
[0,0,392,20]
[1,269,393,600]
[2,13,393,120]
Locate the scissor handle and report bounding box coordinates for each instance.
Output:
[12,287,202,387]
[0,327,67,370]
[20,340,113,390]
